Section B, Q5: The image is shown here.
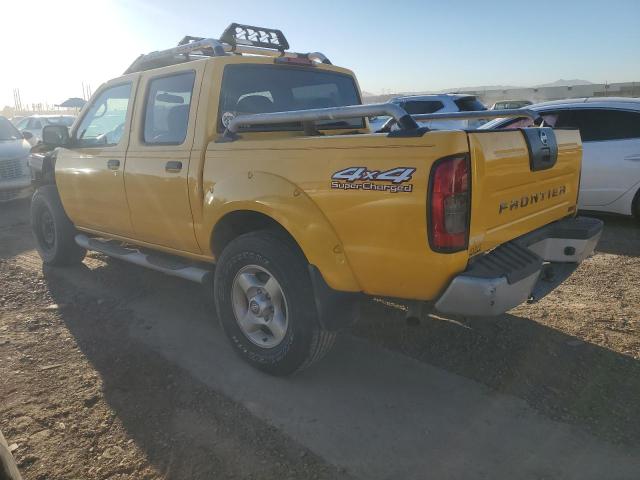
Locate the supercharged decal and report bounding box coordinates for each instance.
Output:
[331,167,416,193]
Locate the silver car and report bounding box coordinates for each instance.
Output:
[0,116,33,202]
[370,94,488,132]
[13,115,75,146]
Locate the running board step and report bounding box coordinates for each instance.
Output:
[75,234,212,284]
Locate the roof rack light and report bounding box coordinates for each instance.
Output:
[221,23,289,51]
[123,23,329,74]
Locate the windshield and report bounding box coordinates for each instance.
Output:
[0,116,22,141]
[218,64,364,132]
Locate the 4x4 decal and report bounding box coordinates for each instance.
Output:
[331,167,416,193]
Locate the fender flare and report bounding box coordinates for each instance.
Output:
[202,172,361,293]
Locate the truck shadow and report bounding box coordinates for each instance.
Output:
[353,301,640,447]
[40,254,640,465]
[39,261,334,479]
[583,212,640,257]
[0,199,34,259]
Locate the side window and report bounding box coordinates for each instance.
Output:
[400,101,444,115]
[29,119,42,129]
[16,118,29,130]
[76,83,132,147]
[454,97,487,112]
[556,109,640,142]
[496,112,559,129]
[143,72,195,145]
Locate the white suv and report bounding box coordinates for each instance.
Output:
[482,97,640,221]
[369,94,488,131]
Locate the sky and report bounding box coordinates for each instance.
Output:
[2,0,639,109]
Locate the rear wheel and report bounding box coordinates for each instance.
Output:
[214,230,336,376]
[31,185,86,266]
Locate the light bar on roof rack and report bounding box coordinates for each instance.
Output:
[220,23,289,51]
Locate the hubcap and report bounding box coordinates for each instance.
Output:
[39,209,55,250]
[231,265,288,348]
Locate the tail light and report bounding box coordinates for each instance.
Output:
[429,154,470,252]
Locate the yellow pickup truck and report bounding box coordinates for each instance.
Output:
[31,24,602,375]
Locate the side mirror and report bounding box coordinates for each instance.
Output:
[42,124,70,147]
[22,131,34,140]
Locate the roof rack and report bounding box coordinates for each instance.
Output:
[124,23,331,74]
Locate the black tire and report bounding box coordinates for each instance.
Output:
[31,185,86,266]
[633,189,640,225]
[0,430,22,480]
[214,230,336,376]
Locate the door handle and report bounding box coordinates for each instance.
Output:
[107,159,120,170]
[165,161,183,173]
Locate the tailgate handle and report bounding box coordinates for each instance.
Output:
[165,161,183,173]
[520,127,558,172]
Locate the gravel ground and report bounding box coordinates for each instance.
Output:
[0,200,351,480]
[1,198,639,479]
[353,214,640,446]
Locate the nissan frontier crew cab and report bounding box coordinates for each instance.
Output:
[32,24,603,375]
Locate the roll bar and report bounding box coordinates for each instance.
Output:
[222,105,544,140]
[223,103,419,137]
[412,108,542,123]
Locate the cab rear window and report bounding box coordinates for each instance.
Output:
[218,64,364,132]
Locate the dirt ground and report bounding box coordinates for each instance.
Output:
[1,198,639,479]
[0,200,351,480]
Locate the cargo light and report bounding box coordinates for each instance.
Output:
[429,154,470,252]
[274,56,315,66]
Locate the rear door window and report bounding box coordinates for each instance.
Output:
[218,64,363,132]
[399,101,444,115]
[143,71,195,145]
[454,97,487,112]
[555,109,640,142]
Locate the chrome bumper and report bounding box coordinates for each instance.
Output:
[435,217,603,317]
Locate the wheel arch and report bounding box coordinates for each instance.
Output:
[203,172,361,293]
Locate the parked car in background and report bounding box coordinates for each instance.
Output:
[491,99,532,110]
[481,97,640,222]
[9,116,25,126]
[0,116,33,202]
[369,94,488,131]
[14,115,75,146]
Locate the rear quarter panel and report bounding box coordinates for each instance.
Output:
[201,131,470,300]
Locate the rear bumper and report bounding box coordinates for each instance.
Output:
[435,216,603,317]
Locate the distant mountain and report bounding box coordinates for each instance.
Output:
[364,79,598,100]
[533,79,593,87]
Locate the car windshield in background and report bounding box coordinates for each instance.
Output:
[0,117,22,141]
[218,65,364,132]
[455,97,487,111]
[47,117,75,127]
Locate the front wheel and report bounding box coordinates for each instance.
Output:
[214,230,336,376]
[31,185,86,266]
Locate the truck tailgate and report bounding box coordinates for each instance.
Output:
[468,128,582,254]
